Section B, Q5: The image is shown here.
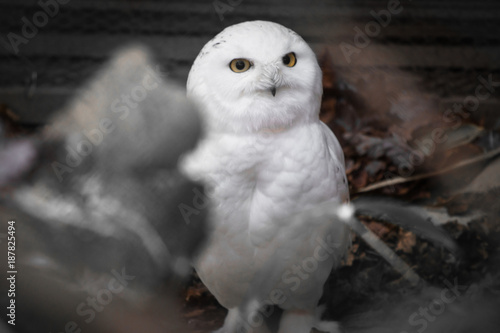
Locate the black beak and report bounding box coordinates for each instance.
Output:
[271,87,276,97]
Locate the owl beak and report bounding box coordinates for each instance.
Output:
[263,64,280,97]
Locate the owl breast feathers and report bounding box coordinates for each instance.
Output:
[181,20,349,333]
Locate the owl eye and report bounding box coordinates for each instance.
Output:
[229,59,252,73]
[282,52,296,67]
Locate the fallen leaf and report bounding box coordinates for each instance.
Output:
[395,230,416,253]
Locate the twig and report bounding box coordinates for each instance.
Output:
[356,146,500,193]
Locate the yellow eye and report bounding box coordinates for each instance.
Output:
[282,52,296,67]
[229,59,252,73]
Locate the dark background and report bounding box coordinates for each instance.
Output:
[0,0,499,124]
[1,1,500,332]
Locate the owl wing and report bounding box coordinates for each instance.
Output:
[320,121,349,202]
[320,121,345,170]
[243,123,350,308]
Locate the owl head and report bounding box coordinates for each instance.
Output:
[187,21,323,133]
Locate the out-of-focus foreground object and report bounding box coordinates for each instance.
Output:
[0,46,206,333]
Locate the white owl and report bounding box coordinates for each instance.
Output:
[182,21,350,333]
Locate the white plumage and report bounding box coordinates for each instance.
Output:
[182,21,350,333]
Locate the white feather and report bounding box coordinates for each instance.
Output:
[181,20,349,332]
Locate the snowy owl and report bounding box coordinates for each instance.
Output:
[182,21,350,333]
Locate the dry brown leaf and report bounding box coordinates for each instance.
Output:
[365,221,391,239]
[395,230,416,253]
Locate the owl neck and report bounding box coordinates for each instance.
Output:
[207,111,319,135]
[206,94,321,134]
